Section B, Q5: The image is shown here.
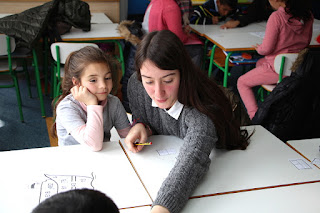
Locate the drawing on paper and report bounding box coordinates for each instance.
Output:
[157,149,177,156]
[33,173,95,203]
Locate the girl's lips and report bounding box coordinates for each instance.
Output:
[156,99,167,103]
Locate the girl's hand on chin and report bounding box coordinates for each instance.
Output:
[71,85,98,105]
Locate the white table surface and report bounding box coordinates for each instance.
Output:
[120,125,320,201]
[287,138,320,166]
[0,142,152,213]
[180,181,320,213]
[61,23,123,41]
[191,19,320,51]
[120,206,151,213]
[119,176,320,213]
[91,13,112,24]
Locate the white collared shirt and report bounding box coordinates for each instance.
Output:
[152,100,184,120]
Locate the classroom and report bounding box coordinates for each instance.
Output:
[0,0,320,213]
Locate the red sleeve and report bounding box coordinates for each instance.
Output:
[163,6,189,43]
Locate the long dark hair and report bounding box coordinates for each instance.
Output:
[135,30,250,150]
[51,46,118,137]
[284,0,312,22]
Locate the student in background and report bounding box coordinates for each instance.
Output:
[220,0,274,29]
[32,189,119,213]
[52,46,131,151]
[142,0,203,68]
[176,0,193,27]
[237,0,314,119]
[125,30,251,213]
[190,0,238,25]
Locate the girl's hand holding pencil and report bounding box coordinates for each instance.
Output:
[124,123,149,153]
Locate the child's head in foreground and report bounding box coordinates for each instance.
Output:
[32,189,119,213]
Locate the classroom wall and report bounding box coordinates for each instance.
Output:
[0,0,120,23]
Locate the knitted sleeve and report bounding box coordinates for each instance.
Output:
[153,109,217,213]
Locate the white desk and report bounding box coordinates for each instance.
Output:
[91,13,113,24]
[0,142,152,213]
[191,19,320,51]
[120,206,150,213]
[120,125,320,201]
[119,175,320,213]
[180,181,320,213]
[191,23,266,51]
[61,23,123,41]
[287,138,320,168]
[191,19,320,87]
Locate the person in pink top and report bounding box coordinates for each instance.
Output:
[52,46,131,151]
[143,0,203,68]
[237,0,314,119]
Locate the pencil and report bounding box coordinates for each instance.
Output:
[135,142,152,146]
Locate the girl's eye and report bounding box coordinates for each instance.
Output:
[145,81,153,85]
[164,79,173,84]
[105,77,112,80]
[89,79,96,83]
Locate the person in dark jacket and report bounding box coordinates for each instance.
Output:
[252,49,320,142]
[190,0,238,25]
[220,0,274,29]
[0,0,90,48]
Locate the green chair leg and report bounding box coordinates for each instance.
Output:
[12,74,24,122]
[32,49,46,118]
[22,58,32,98]
[114,40,125,76]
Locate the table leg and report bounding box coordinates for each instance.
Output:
[223,51,232,87]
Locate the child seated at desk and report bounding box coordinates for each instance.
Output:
[32,189,119,213]
[142,0,203,68]
[220,0,274,29]
[190,0,238,25]
[237,0,314,119]
[51,46,131,151]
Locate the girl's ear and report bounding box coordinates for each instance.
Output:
[72,77,80,86]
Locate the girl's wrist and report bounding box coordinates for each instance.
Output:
[132,120,152,136]
[140,122,152,136]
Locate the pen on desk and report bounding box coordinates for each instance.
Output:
[135,142,152,146]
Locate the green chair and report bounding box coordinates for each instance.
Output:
[50,42,99,99]
[0,35,31,122]
[258,53,299,102]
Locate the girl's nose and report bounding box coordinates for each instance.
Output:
[155,82,164,97]
[99,80,107,88]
